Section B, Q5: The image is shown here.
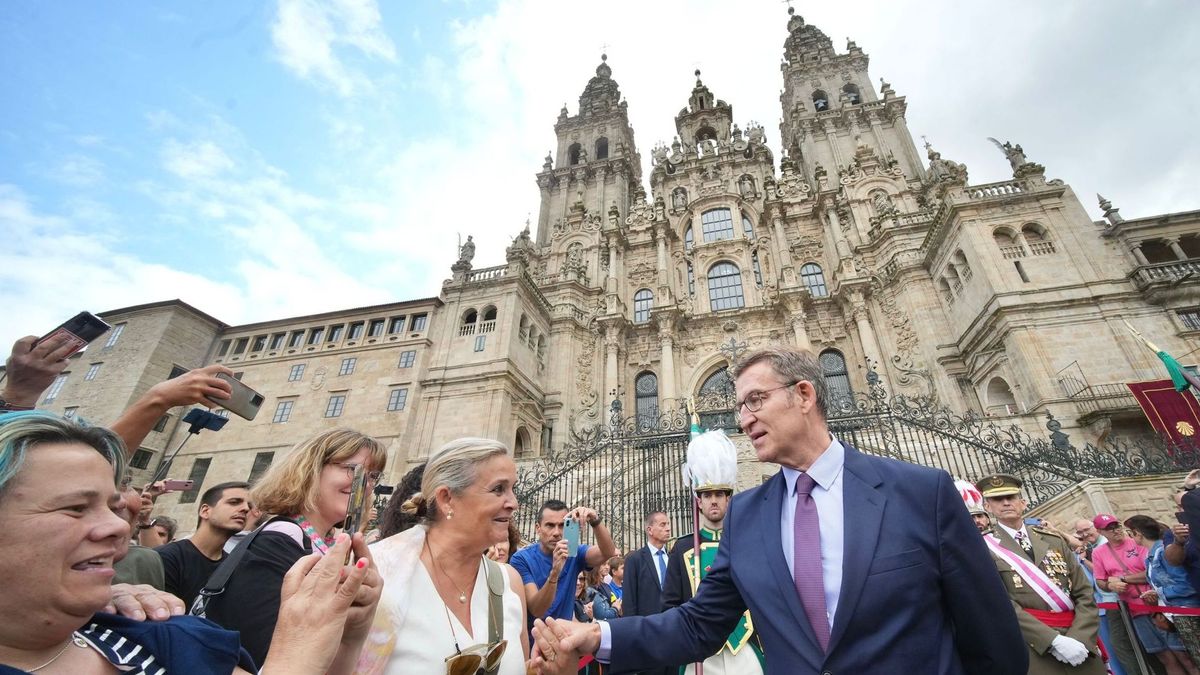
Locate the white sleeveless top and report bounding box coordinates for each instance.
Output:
[381,555,526,674]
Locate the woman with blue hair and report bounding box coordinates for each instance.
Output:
[0,411,379,674]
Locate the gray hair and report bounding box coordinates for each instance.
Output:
[406,437,509,523]
[729,347,830,418]
[0,411,127,501]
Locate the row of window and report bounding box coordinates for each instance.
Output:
[152,449,277,504]
[284,351,418,384]
[632,261,826,322]
[631,349,854,424]
[271,387,410,423]
[812,84,861,112]
[44,359,111,402]
[566,137,609,165]
[217,314,428,358]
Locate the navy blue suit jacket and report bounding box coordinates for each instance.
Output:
[608,444,1027,674]
[623,545,666,617]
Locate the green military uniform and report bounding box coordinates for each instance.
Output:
[662,527,764,675]
[977,474,1104,675]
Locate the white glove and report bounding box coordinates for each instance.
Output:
[1049,634,1090,666]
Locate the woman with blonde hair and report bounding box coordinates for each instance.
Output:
[203,428,387,668]
[356,437,529,674]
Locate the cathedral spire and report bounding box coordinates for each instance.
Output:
[578,53,623,117]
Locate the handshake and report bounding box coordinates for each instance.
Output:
[1049,634,1090,667]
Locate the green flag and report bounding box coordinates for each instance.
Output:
[1158,350,1200,393]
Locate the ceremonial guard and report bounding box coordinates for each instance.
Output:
[976,474,1105,674]
[955,478,991,533]
[661,429,764,675]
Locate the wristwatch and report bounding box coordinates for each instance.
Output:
[588,515,602,527]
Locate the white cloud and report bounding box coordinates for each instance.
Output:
[269,0,396,97]
[161,139,236,179]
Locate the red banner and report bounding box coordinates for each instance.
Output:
[1126,379,1200,446]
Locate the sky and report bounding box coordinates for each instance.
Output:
[2,0,1198,351]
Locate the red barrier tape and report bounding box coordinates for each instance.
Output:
[1097,602,1200,615]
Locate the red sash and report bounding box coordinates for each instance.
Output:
[1025,608,1075,628]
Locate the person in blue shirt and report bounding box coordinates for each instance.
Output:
[510,499,617,631]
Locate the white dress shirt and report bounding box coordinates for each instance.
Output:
[780,436,846,630]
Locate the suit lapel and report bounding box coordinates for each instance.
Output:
[759,471,819,650]
[827,446,885,655]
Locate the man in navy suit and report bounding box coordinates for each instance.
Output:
[621,511,674,675]
[531,347,1026,675]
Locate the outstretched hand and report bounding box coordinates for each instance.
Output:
[262,534,374,675]
[528,617,600,674]
[2,335,75,408]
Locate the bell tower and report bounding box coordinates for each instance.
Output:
[777,8,925,186]
[534,55,642,248]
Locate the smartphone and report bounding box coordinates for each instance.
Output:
[1024,517,1042,526]
[205,372,264,421]
[38,312,112,358]
[340,465,371,562]
[1177,512,1190,525]
[564,517,580,558]
[161,479,194,492]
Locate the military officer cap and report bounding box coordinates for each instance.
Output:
[975,473,1023,499]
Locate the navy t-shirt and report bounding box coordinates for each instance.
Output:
[510,542,592,627]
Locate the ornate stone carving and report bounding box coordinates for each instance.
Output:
[671,187,688,212]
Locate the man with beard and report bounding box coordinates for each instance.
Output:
[156,481,251,608]
[977,474,1104,674]
[662,430,764,674]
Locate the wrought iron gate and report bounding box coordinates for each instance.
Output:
[514,366,1199,552]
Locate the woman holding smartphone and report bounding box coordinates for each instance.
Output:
[202,428,387,668]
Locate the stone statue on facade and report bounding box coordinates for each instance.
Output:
[987,137,1027,171]
[672,187,688,211]
[739,174,756,198]
[458,235,476,264]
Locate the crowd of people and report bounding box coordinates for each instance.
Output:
[4,331,1200,675]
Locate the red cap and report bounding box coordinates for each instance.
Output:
[1093,514,1120,530]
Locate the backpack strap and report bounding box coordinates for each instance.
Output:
[189,515,304,617]
[484,558,506,675]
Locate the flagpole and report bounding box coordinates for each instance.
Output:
[686,396,705,675]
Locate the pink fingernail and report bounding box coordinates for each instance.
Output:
[356,558,367,569]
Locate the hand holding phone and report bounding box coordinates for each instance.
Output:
[37,312,112,358]
[564,517,581,558]
[204,372,265,421]
[161,479,194,493]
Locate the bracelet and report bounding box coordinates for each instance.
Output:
[589,516,602,527]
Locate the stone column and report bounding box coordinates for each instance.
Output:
[1130,245,1150,266]
[656,232,669,287]
[771,215,796,285]
[607,241,619,294]
[791,310,812,351]
[658,324,677,407]
[849,295,884,379]
[604,328,621,411]
[1166,238,1188,261]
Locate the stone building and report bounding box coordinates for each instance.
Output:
[30,10,1199,533]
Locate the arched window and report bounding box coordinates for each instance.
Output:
[992,228,1017,246]
[536,335,546,362]
[462,309,478,325]
[635,371,659,428]
[568,143,582,166]
[482,306,497,321]
[697,368,736,431]
[595,137,609,160]
[708,262,745,311]
[696,127,717,143]
[701,208,735,242]
[938,277,954,304]
[518,315,530,341]
[819,349,852,406]
[800,263,828,297]
[986,377,1018,416]
[953,250,972,281]
[812,90,829,111]
[684,224,694,252]
[1021,223,1048,242]
[741,211,755,238]
[842,83,861,105]
[514,427,531,457]
[633,288,654,323]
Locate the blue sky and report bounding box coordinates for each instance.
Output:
[2,1,1198,351]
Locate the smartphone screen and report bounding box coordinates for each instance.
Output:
[38,312,112,358]
[564,518,580,558]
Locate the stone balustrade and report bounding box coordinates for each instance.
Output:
[1029,241,1056,256]
[1000,244,1027,259]
[1129,258,1200,289]
[466,265,507,282]
[966,180,1026,200]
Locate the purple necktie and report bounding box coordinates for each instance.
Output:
[793,473,830,652]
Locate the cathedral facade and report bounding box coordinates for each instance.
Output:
[32,12,1200,531]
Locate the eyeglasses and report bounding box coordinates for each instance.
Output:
[334,462,382,483]
[445,639,507,675]
[734,382,797,421]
